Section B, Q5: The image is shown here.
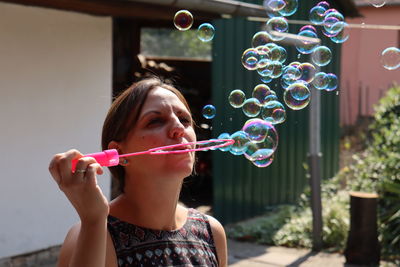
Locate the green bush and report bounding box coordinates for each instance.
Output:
[226,85,399,262]
[345,85,400,259]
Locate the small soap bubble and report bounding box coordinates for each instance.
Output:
[299,25,318,34]
[257,59,273,77]
[284,83,311,110]
[267,61,284,79]
[202,104,216,119]
[278,0,298,16]
[266,17,288,41]
[242,98,262,117]
[287,82,310,101]
[197,23,215,42]
[260,75,273,84]
[242,118,274,143]
[264,94,278,103]
[252,31,273,48]
[266,0,286,12]
[312,72,328,90]
[229,131,250,155]
[311,46,332,67]
[252,84,272,104]
[241,48,260,70]
[173,10,193,31]
[296,30,319,54]
[367,0,386,8]
[229,89,246,108]
[330,24,349,43]
[317,1,330,10]
[381,47,400,70]
[261,100,286,124]
[309,6,326,25]
[282,65,302,85]
[270,46,287,63]
[217,133,232,152]
[299,63,316,83]
[325,73,338,91]
[252,153,274,168]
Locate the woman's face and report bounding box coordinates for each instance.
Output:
[119,86,196,179]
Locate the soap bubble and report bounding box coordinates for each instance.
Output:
[244,141,274,162]
[278,0,298,16]
[252,84,272,104]
[367,0,386,8]
[260,75,273,84]
[229,131,250,155]
[299,25,318,35]
[325,73,338,91]
[266,0,286,12]
[311,46,332,66]
[312,72,328,90]
[269,46,287,63]
[229,89,246,108]
[287,81,310,101]
[264,94,278,103]
[252,31,273,47]
[381,47,400,70]
[197,23,215,42]
[242,98,262,117]
[266,17,288,41]
[261,100,286,124]
[309,6,326,25]
[217,133,232,152]
[299,63,316,83]
[252,153,274,167]
[202,104,216,119]
[173,10,193,31]
[296,30,319,54]
[317,1,330,10]
[282,65,302,85]
[242,48,260,70]
[284,82,311,110]
[330,24,349,43]
[242,118,276,143]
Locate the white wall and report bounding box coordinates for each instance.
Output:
[0,3,112,257]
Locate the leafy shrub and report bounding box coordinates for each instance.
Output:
[226,85,399,262]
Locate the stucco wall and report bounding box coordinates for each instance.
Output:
[340,6,400,125]
[0,2,112,258]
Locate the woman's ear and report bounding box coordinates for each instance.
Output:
[108,141,120,151]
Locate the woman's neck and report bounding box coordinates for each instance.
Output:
[110,174,186,231]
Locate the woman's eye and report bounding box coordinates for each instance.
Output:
[180,117,191,125]
[147,118,163,126]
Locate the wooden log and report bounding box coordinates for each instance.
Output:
[344,192,380,265]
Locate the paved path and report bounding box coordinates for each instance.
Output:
[228,239,347,267]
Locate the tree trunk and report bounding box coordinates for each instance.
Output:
[344,191,380,265]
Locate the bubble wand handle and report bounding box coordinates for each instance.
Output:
[71,139,234,172]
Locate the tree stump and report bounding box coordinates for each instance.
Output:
[344,192,380,265]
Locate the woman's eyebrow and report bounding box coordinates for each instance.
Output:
[139,110,161,120]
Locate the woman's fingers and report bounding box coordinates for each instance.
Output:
[49,153,63,185]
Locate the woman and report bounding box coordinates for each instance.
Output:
[49,77,228,267]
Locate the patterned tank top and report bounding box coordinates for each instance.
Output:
[107,208,219,266]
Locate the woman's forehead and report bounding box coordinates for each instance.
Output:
[142,87,188,111]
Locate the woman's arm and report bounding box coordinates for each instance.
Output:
[49,149,110,267]
[207,215,228,267]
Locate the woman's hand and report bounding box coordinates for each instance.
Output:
[49,149,109,225]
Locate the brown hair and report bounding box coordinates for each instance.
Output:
[101,77,192,193]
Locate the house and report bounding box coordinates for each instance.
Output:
[340,0,400,127]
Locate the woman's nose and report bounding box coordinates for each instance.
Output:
[169,117,185,139]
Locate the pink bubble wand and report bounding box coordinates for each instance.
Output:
[71,139,234,172]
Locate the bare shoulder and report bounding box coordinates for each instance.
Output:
[57,223,81,267]
[206,215,228,267]
[57,223,118,267]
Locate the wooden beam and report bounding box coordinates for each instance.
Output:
[0,0,221,21]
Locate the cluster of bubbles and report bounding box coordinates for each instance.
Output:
[198,1,344,167]
[173,10,215,42]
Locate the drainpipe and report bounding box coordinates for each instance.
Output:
[126,0,268,18]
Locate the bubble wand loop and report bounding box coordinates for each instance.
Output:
[71,139,234,172]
